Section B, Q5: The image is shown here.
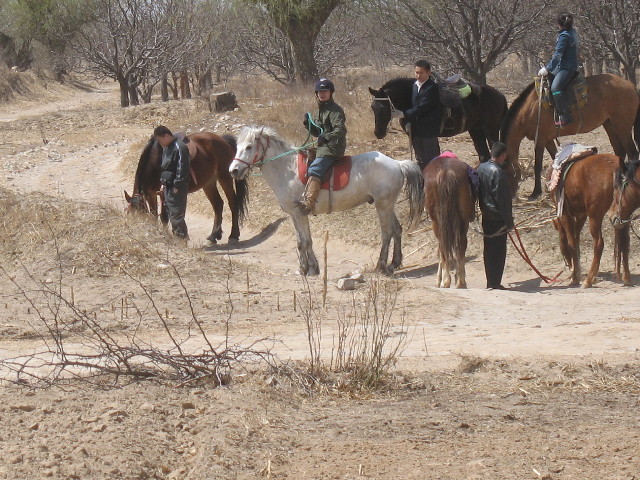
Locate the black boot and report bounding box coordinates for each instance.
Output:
[552,90,572,127]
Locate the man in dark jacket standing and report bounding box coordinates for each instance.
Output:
[154,125,191,240]
[294,78,347,215]
[394,60,443,170]
[477,142,514,290]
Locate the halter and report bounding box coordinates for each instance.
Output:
[613,174,640,224]
[233,135,271,168]
[373,95,398,112]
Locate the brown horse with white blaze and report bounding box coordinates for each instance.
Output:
[501,73,640,198]
[548,153,631,287]
[125,132,248,245]
[423,154,476,288]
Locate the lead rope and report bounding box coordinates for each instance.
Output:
[508,226,563,284]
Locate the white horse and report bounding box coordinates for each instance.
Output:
[229,126,425,276]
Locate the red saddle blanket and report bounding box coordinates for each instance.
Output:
[297,153,352,191]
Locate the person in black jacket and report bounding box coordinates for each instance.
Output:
[393,60,443,170]
[476,142,514,290]
[154,125,190,240]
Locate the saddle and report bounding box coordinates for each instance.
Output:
[534,72,588,114]
[297,151,352,191]
[546,142,598,216]
[439,81,478,136]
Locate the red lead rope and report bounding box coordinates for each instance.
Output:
[508,227,563,284]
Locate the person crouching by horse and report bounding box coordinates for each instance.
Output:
[392,60,443,170]
[538,13,580,127]
[294,78,347,215]
[154,125,191,240]
[477,142,514,290]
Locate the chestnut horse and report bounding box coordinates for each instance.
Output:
[423,154,476,288]
[547,153,631,287]
[501,73,640,199]
[609,159,640,283]
[125,132,248,244]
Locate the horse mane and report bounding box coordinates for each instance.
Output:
[380,77,414,92]
[238,125,291,151]
[134,136,157,195]
[618,159,640,187]
[500,82,535,142]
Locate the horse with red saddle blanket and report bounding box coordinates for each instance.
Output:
[228,126,425,276]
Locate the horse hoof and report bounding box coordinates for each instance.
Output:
[204,239,218,248]
[228,237,239,245]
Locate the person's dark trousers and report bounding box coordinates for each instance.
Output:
[412,135,441,170]
[482,217,507,288]
[164,186,189,239]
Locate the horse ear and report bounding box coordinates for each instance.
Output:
[124,190,132,203]
[368,87,380,96]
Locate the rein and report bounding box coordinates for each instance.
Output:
[508,226,562,284]
[236,119,324,169]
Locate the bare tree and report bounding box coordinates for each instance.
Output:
[71,0,176,107]
[242,0,342,84]
[374,0,552,84]
[576,0,640,84]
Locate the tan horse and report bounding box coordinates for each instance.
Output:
[548,153,631,288]
[502,74,640,199]
[423,154,476,288]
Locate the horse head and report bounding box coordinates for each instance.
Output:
[609,161,640,229]
[369,87,393,139]
[124,190,149,214]
[229,126,277,180]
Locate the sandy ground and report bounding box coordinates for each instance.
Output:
[0,78,638,480]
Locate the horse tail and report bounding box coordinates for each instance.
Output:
[220,133,248,223]
[634,92,640,153]
[398,160,425,230]
[435,168,463,267]
[614,224,630,280]
[234,178,249,224]
[222,134,237,153]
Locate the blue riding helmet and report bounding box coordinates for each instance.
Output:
[314,78,335,92]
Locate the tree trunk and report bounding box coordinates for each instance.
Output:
[128,82,140,106]
[117,75,130,107]
[161,74,169,102]
[289,30,319,84]
[180,70,191,99]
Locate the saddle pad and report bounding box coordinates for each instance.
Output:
[546,143,596,200]
[534,74,589,113]
[297,153,352,191]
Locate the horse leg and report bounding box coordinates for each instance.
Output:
[616,224,632,286]
[440,249,451,288]
[557,215,581,286]
[390,213,403,272]
[583,215,605,288]
[455,225,469,288]
[603,119,639,162]
[218,175,241,243]
[202,183,224,244]
[468,128,491,163]
[290,213,319,276]
[374,204,395,274]
[530,143,547,199]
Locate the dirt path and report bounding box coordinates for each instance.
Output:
[2,86,639,372]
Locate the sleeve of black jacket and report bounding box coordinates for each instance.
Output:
[173,142,191,190]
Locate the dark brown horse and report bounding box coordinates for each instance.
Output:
[502,73,640,199]
[547,153,631,287]
[369,77,507,162]
[125,132,248,244]
[423,154,476,288]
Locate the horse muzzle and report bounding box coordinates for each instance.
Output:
[229,161,249,180]
[609,214,624,230]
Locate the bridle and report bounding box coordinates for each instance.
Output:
[233,134,271,169]
[612,168,640,225]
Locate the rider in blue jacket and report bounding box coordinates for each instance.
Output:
[538,13,580,127]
